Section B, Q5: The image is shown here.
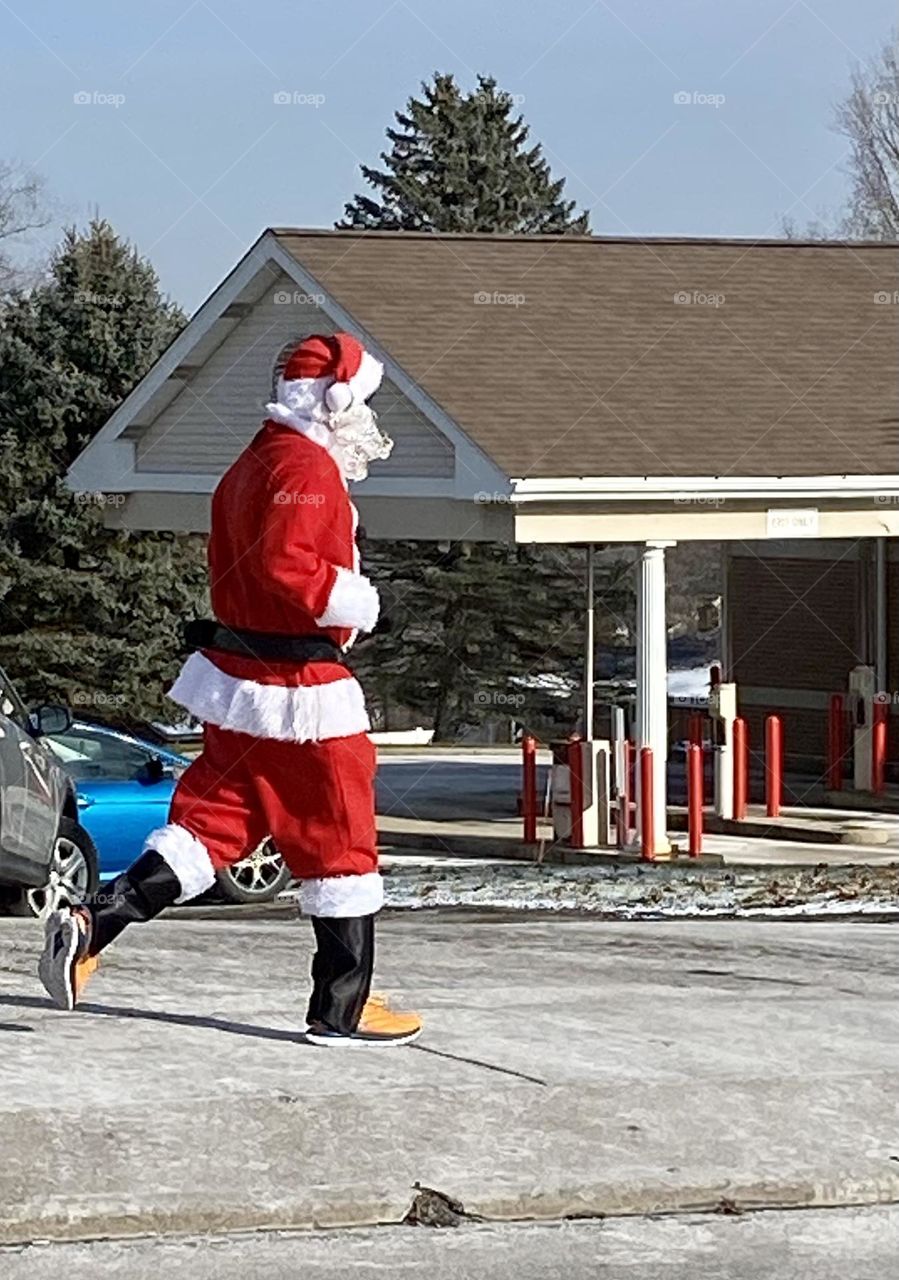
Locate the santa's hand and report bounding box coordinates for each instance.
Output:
[316,567,381,633]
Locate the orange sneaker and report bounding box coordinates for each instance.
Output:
[38,907,99,1010]
[306,994,422,1047]
[73,949,100,1003]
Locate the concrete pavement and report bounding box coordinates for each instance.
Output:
[4,1207,899,1279]
[1,912,899,1244]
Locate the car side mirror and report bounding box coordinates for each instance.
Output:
[28,703,73,737]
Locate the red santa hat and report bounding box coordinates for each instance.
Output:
[274,331,383,420]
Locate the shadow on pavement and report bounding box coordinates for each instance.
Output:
[0,992,548,1084]
[0,992,311,1044]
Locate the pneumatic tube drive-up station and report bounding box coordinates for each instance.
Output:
[708,680,738,820]
[849,664,878,792]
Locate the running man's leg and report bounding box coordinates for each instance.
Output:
[252,732,420,1045]
[39,725,263,1008]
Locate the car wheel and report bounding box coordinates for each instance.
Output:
[10,818,100,920]
[214,837,291,904]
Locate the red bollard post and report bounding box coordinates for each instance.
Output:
[872,702,888,796]
[522,735,537,843]
[688,712,704,750]
[639,746,655,861]
[765,715,783,818]
[617,740,631,848]
[617,747,637,844]
[827,693,844,792]
[687,743,703,857]
[733,717,748,820]
[568,738,585,848]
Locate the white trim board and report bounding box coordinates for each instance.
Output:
[512,476,899,502]
[515,507,899,544]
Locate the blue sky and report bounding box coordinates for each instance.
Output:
[2,0,894,310]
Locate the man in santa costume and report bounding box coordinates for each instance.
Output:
[39,331,422,1047]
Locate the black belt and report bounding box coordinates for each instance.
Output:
[184,619,343,663]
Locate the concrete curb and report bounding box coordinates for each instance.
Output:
[381,815,898,859]
[379,826,582,863]
[5,1173,899,1246]
[380,827,724,867]
[379,827,720,867]
[666,811,894,846]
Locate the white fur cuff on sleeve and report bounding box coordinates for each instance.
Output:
[316,567,380,633]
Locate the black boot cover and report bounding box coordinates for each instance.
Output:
[306,914,375,1034]
[82,850,182,956]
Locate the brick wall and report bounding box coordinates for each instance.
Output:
[728,555,861,769]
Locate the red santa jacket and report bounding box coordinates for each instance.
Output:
[167,420,378,743]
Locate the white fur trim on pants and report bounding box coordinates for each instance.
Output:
[168,651,371,743]
[144,823,216,904]
[315,567,380,633]
[298,871,384,917]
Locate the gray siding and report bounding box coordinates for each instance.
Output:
[136,270,454,479]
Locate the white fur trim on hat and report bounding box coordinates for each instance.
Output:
[168,651,371,743]
[144,823,216,904]
[298,871,384,917]
[315,568,380,633]
[350,350,383,402]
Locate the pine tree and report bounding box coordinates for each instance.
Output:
[0,220,206,724]
[354,539,631,741]
[340,73,589,233]
[338,77,619,738]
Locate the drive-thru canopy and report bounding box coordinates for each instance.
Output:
[68,229,899,846]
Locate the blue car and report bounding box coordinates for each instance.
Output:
[44,722,290,904]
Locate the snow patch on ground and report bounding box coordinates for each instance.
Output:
[381,860,899,919]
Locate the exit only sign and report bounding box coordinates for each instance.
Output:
[766,508,820,537]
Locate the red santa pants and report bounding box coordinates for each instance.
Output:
[168,724,377,882]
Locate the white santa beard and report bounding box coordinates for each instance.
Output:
[265,395,393,482]
[329,403,393,481]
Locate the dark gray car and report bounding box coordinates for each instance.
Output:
[0,665,98,917]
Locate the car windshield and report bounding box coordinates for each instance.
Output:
[44,728,158,783]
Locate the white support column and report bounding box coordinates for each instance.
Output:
[875,538,888,696]
[635,541,672,855]
[584,544,595,739]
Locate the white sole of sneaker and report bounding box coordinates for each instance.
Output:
[37,910,80,1011]
[304,1028,422,1048]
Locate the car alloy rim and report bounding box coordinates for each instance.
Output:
[28,835,91,919]
[227,839,285,895]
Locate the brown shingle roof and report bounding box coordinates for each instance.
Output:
[275,230,899,480]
